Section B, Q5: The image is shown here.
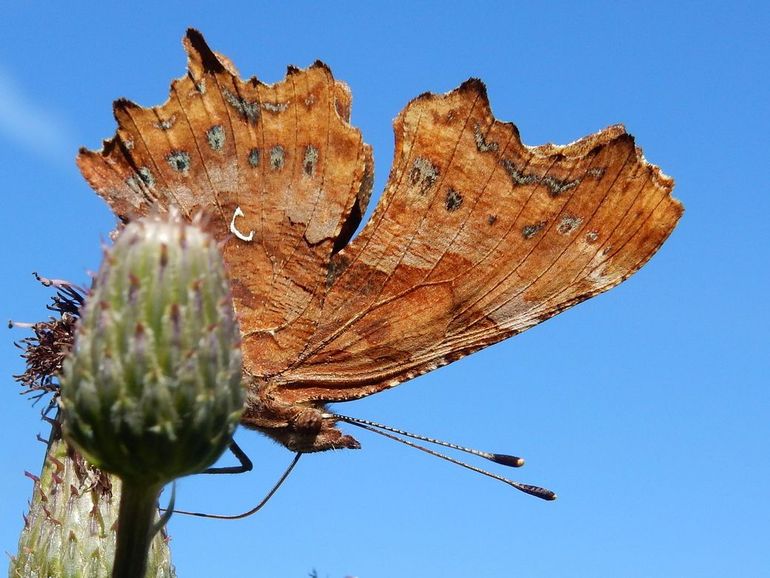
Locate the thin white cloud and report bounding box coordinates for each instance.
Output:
[0,67,76,168]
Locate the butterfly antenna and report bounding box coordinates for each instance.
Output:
[325,413,556,501]
[164,452,302,520]
[327,413,525,467]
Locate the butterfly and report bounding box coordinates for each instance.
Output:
[77,29,682,468]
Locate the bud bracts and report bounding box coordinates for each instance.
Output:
[9,438,176,578]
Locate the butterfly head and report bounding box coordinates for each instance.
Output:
[240,383,360,452]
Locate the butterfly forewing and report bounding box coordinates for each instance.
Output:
[78,30,373,380]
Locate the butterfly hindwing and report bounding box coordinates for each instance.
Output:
[274,80,682,402]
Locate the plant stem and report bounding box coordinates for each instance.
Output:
[113,481,163,578]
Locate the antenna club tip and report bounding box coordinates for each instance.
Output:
[516,483,557,501]
[492,453,525,468]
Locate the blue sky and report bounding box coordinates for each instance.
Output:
[1,2,768,577]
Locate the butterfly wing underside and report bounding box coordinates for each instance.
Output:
[78,30,373,381]
[275,80,683,403]
[78,30,682,450]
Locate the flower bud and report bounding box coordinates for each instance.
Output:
[9,437,176,578]
[60,213,244,486]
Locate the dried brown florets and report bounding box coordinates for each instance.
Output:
[11,274,85,402]
[11,276,113,492]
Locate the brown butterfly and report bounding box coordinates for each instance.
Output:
[77,30,682,488]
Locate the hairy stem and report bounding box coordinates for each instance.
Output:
[113,481,164,578]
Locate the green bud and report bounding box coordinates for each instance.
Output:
[60,213,244,486]
[9,436,176,578]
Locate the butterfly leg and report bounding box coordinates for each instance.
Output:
[202,440,253,474]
